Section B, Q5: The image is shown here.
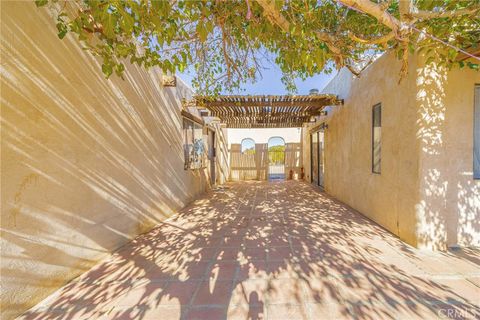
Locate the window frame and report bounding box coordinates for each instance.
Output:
[372,103,382,174]
[183,116,206,170]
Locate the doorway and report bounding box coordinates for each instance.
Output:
[310,128,325,188]
[208,129,216,185]
[268,137,285,180]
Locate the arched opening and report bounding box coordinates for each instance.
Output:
[241,138,256,155]
[268,136,285,180]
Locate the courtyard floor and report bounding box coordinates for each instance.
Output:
[20,181,479,320]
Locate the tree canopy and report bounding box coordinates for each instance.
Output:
[36,0,480,94]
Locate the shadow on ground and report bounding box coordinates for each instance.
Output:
[19,181,480,320]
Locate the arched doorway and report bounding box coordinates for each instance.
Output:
[241,138,255,154]
[238,138,256,180]
[268,137,285,180]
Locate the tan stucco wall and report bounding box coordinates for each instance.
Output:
[415,58,480,249]
[303,52,479,249]
[213,126,230,185]
[0,2,226,319]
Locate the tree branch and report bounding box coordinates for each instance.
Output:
[349,31,395,44]
[379,0,393,11]
[255,0,342,57]
[410,6,480,19]
[336,0,400,32]
[255,0,289,30]
[346,55,375,76]
[398,0,413,21]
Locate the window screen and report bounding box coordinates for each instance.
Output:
[372,103,381,174]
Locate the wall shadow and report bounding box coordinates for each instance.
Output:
[415,60,480,249]
[1,2,214,319]
[19,181,480,320]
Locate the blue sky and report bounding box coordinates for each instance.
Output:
[178,63,337,95]
[268,136,285,147]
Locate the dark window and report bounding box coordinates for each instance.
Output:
[311,132,318,184]
[372,103,382,174]
[474,85,480,179]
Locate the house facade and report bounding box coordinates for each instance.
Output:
[303,52,480,250]
[2,2,479,319]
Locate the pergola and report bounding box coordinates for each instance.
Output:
[191,94,343,128]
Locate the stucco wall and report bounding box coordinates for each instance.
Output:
[310,53,420,246]
[0,2,224,319]
[414,58,480,249]
[303,52,480,249]
[213,126,230,185]
[227,128,302,146]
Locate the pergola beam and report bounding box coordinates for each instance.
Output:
[197,100,335,108]
[191,94,341,128]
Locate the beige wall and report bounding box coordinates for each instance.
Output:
[303,52,480,249]
[213,126,230,185]
[227,128,302,145]
[415,58,480,249]
[0,2,226,319]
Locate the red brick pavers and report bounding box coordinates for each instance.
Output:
[19,181,479,320]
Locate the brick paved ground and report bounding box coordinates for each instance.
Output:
[20,181,480,320]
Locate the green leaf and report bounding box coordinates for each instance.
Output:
[101,8,117,39]
[102,63,113,78]
[114,63,125,76]
[56,22,68,39]
[58,29,67,39]
[196,22,208,42]
[35,0,48,7]
[37,0,480,94]
[467,62,479,70]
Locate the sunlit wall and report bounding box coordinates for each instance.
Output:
[0,2,226,319]
[302,52,480,250]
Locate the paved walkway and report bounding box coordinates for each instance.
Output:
[20,181,479,320]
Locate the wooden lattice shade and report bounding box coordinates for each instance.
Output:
[191,95,342,128]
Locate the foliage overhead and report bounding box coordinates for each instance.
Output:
[36,0,480,95]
